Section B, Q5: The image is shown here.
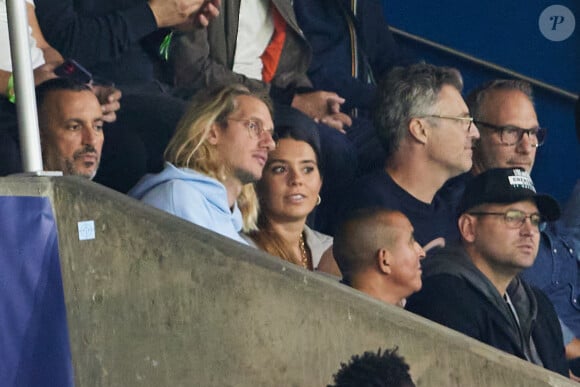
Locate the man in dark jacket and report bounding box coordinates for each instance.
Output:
[407,168,569,377]
[441,79,580,368]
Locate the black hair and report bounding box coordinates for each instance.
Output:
[273,105,324,175]
[329,347,415,387]
[35,77,92,110]
[372,62,463,161]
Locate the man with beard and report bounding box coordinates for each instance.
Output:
[36,78,104,179]
[407,168,568,376]
[449,79,580,373]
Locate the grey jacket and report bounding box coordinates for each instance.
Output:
[170,0,312,100]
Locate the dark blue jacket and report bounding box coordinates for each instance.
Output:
[294,0,407,113]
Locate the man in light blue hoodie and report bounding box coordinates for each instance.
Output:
[130,85,276,245]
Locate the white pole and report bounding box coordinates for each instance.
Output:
[6,0,43,173]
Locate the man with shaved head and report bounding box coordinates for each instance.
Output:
[333,208,426,306]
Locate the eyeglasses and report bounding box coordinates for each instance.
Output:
[473,121,546,147]
[227,118,275,139]
[468,209,545,231]
[419,114,476,133]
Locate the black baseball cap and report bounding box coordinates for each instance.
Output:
[458,168,560,221]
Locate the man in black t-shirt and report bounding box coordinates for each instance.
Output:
[344,63,480,247]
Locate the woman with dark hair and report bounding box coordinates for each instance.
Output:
[247,107,339,273]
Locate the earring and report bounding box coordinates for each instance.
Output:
[316,195,322,206]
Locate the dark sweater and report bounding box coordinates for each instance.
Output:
[345,169,460,247]
[407,245,568,376]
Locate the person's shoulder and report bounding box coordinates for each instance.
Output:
[407,272,489,338]
[156,166,223,195]
[408,273,472,307]
[437,172,471,205]
[544,220,576,243]
[304,226,333,249]
[150,168,209,194]
[135,177,204,213]
[134,164,216,203]
[411,250,492,309]
[164,178,206,199]
[350,169,399,199]
[418,272,470,293]
[528,283,557,312]
[406,273,480,321]
[355,168,390,183]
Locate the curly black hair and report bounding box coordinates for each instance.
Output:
[328,347,415,387]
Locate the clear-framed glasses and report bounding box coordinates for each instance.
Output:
[227,118,275,139]
[473,120,546,148]
[468,209,546,231]
[419,114,476,133]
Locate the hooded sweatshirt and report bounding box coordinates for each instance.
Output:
[406,245,568,376]
[129,163,248,245]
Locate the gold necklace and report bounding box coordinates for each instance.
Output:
[299,232,310,270]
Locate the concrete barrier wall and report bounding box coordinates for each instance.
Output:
[0,176,575,387]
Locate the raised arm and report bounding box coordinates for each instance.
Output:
[34,0,214,68]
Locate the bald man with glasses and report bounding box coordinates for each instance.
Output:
[407,168,568,377]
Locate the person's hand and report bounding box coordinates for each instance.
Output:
[33,63,58,86]
[196,0,220,27]
[326,94,344,114]
[148,0,206,28]
[291,91,346,121]
[317,112,352,133]
[91,85,122,123]
[173,0,220,30]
